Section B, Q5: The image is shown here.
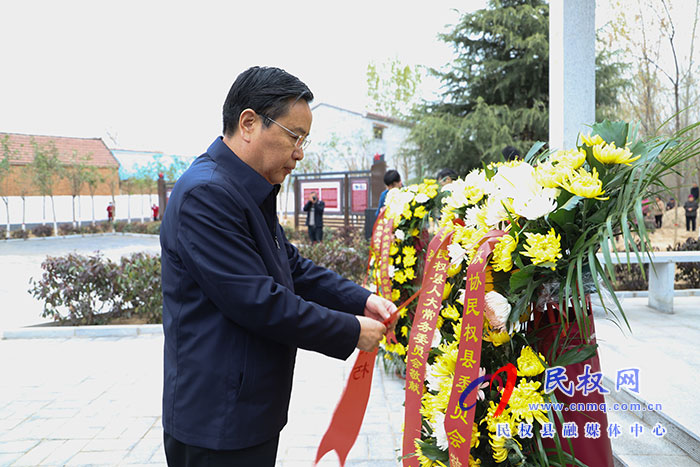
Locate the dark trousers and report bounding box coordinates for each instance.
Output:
[164,432,279,467]
[687,216,696,231]
[655,215,663,228]
[308,225,323,242]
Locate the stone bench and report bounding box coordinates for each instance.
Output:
[597,251,700,313]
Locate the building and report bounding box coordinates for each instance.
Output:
[0,132,119,196]
[308,103,412,175]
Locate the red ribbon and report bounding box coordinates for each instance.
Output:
[443,230,505,465]
[402,228,455,466]
[314,210,395,465]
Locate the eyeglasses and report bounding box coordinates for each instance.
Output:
[260,114,310,150]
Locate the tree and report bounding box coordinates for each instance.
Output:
[16,164,33,232]
[84,165,104,226]
[31,139,64,236]
[0,135,14,238]
[64,151,93,228]
[408,0,628,176]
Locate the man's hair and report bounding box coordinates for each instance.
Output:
[437,168,458,181]
[502,145,521,161]
[222,66,314,136]
[384,169,401,186]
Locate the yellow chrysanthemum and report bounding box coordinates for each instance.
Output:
[592,142,641,165]
[522,228,563,270]
[391,289,401,302]
[560,167,608,200]
[404,267,415,281]
[580,133,604,146]
[441,304,461,320]
[414,205,428,218]
[483,321,511,347]
[550,148,586,169]
[507,380,549,426]
[516,346,546,376]
[491,234,518,272]
[442,281,453,301]
[394,270,407,284]
[410,228,420,237]
[414,440,447,467]
[400,325,408,337]
[469,455,482,466]
[535,161,572,189]
[471,419,481,449]
[403,255,417,268]
[402,203,414,220]
[394,256,401,265]
[403,245,417,257]
[447,262,462,277]
[389,241,399,255]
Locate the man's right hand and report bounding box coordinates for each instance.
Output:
[356,316,387,352]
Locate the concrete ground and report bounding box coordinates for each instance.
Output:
[1,235,699,466]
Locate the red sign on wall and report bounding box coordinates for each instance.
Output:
[351,179,368,212]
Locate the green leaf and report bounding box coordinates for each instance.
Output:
[591,120,629,147]
[553,343,599,367]
[510,264,535,292]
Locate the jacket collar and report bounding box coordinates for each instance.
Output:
[206,136,278,206]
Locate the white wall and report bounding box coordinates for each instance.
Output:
[0,193,158,226]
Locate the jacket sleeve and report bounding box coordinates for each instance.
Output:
[175,184,360,360]
[303,200,312,212]
[283,235,371,316]
[317,200,325,214]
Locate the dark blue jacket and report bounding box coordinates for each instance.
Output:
[160,137,369,450]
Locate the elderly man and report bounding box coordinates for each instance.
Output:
[160,66,394,466]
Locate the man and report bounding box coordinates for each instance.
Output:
[303,190,324,242]
[437,168,458,187]
[375,169,401,217]
[160,66,395,466]
[685,194,698,231]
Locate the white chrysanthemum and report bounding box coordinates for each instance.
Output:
[395,229,406,241]
[492,162,540,200]
[442,179,470,211]
[431,412,449,451]
[447,242,467,266]
[388,264,395,278]
[511,187,558,220]
[384,189,414,219]
[426,363,441,392]
[484,291,512,331]
[431,330,442,348]
[463,205,484,229]
[369,282,377,293]
[414,193,429,204]
[484,195,510,226]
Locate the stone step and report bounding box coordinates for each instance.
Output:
[604,377,700,466]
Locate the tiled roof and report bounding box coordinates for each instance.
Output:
[0,132,119,168]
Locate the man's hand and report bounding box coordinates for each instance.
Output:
[356,316,387,351]
[364,293,398,334]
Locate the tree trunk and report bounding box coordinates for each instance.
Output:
[21,196,25,231]
[78,196,82,229]
[91,195,96,226]
[72,195,77,229]
[3,198,9,239]
[50,195,58,236]
[127,194,132,224]
[42,196,46,225]
[140,193,145,223]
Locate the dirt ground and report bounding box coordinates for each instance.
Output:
[646,206,699,250]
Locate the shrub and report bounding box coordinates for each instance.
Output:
[59,223,79,236]
[668,238,700,288]
[145,221,161,235]
[613,263,649,291]
[11,228,29,239]
[28,252,163,325]
[32,225,53,237]
[28,253,120,325]
[296,227,369,284]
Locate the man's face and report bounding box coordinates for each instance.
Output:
[254,99,311,185]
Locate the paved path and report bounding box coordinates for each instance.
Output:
[0,234,161,329]
[0,335,404,466]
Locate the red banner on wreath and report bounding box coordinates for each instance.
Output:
[443,230,505,466]
[402,227,454,467]
[314,210,394,466]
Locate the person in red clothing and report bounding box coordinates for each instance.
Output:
[107,202,114,222]
[152,204,159,221]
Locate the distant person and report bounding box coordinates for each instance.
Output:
[107,202,114,223]
[685,195,698,231]
[152,204,159,222]
[667,197,676,210]
[502,145,521,161]
[376,169,402,217]
[302,191,325,243]
[437,168,458,187]
[692,183,699,202]
[651,196,664,228]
